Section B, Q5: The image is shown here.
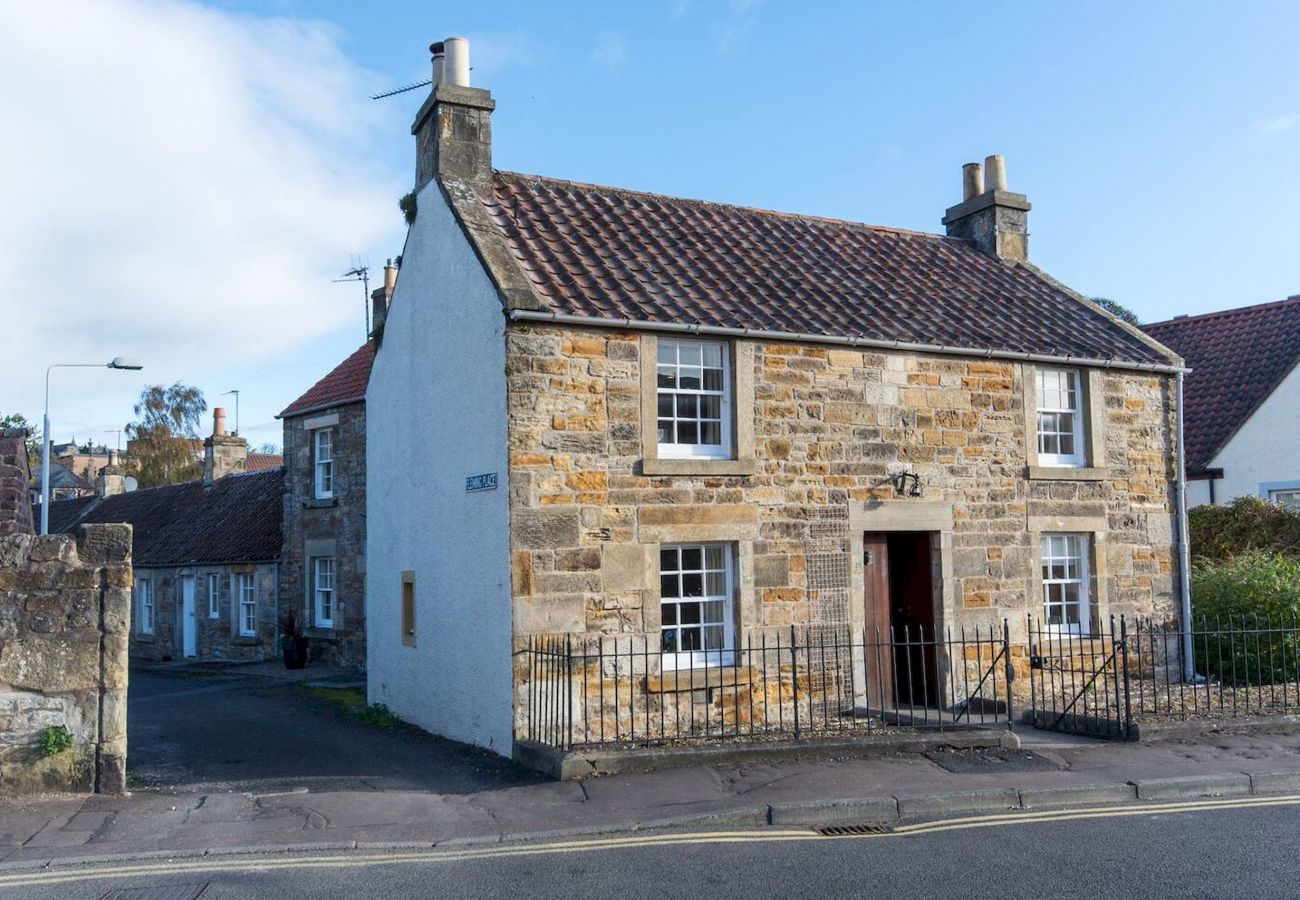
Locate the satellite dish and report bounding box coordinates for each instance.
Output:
[123,476,138,493]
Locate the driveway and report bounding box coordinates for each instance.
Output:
[126,666,537,794]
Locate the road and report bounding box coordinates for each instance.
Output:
[5,797,1297,899]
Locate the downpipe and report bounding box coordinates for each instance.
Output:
[1176,371,1195,681]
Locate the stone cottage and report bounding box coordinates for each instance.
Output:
[49,411,283,661]
[365,38,1188,758]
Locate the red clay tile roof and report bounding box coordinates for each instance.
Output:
[481,171,1173,368]
[48,469,283,566]
[1143,296,1300,473]
[246,453,283,472]
[279,341,375,418]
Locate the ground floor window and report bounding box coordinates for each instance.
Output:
[313,557,335,628]
[236,573,257,637]
[660,542,734,668]
[1269,489,1300,510]
[207,573,220,619]
[1041,533,1090,632]
[137,578,154,635]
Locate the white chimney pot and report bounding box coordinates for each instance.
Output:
[443,36,470,87]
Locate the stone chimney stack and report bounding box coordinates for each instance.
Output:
[203,407,247,486]
[98,450,127,498]
[412,36,494,192]
[942,154,1031,263]
[371,258,397,335]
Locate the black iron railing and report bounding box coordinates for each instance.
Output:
[519,623,1014,750]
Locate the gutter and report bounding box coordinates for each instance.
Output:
[1176,371,1195,680]
[275,396,365,421]
[506,310,1189,375]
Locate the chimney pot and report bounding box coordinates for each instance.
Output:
[430,41,445,85]
[984,154,1007,192]
[962,162,984,201]
[383,258,397,295]
[443,36,470,87]
[213,407,226,437]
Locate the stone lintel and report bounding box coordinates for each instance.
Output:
[849,500,954,533]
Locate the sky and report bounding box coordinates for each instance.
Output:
[2,0,1297,453]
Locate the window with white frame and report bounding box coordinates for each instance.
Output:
[313,429,334,499]
[656,338,731,459]
[137,578,155,635]
[1041,534,1090,632]
[659,543,734,668]
[207,573,220,619]
[313,557,335,628]
[1036,368,1086,467]
[1269,489,1300,510]
[236,573,257,637]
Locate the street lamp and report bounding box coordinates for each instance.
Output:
[41,357,144,535]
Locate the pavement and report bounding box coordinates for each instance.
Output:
[0,666,1298,870]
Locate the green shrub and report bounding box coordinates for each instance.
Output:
[40,725,74,757]
[1189,496,1300,564]
[1191,551,1300,684]
[399,191,417,226]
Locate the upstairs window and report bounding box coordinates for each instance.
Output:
[1041,534,1090,633]
[1036,368,1086,467]
[313,557,335,628]
[313,429,334,499]
[656,338,731,459]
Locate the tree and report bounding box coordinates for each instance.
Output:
[1090,296,1141,326]
[0,413,41,472]
[124,383,207,488]
[255,443,281,455]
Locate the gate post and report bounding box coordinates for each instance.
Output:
[1003,619,1014,729]
[1119,616,1134,739]
[789,625,801,740]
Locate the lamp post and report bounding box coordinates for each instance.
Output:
[41,357,143,535]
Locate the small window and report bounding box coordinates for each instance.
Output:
[137,578,155,635]
[659,543,734,669]
[1036,368,1086,467]
[313,557,335,628]
[236,573,257,637]
[313,429,334,499]
[1269,489,1300,510]
[401,571,416,647]
[656,338,732,460]
[207,573,220,619]
[1041,534,1090,633]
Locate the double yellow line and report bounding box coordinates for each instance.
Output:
[3,793,1297,889]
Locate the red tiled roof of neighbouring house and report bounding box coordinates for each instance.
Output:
[1143,296,1300,473]
[246,453,283,472]
[279,341,376,418]
[478,171,1174,369]
[47,469,283,566]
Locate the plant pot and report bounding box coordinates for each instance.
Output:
[282,637,308,669]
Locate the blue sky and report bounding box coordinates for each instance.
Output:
[5,1,1297,452]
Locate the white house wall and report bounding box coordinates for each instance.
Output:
[365,180,513,755]
[1202,362,1300,505]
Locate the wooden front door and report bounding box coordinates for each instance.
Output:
[862,532,893,695]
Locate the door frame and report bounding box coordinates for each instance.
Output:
[180,574,197,658]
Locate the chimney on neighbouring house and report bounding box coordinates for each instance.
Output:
[942,154,1031,262]
[203,406,247,485]
[371,258,397,335]
[412,35,494,191]
[97,450,128,498]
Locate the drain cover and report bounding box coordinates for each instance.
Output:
[100,885,209,900]
[816,824,892,836]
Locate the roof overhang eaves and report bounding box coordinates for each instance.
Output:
[507,310,1190,375]
[275,396,365,421]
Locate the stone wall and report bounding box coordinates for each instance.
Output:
[0,430,34,538]
[130,562,279,662]
[505,324,1179,642]
[0,525,130,793]
[281,402,366,668]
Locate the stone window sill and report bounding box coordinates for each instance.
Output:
[305,627,339,641]
[641,458,757,477]
[645,666,757,693]
[1027,466,1109,482]
[304,498,339,509]
[233,637,262,647]
[134,634,156,644]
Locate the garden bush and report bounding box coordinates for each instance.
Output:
[1189,496,1300,564]
[1191,551,1300,684]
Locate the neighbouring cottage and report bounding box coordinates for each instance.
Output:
[365,38,1187,759]
[1143,297,1300,508]
[48,410,283,661]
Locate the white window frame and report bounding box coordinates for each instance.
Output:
[659,542,735,669]
[656,338,733,460]
[1041,533,1091,634]
[137,577,155,635]
[1035,367,1086,468]
[206,573,220,619]
[1269,489,1300,510]
[313,557,335,629]
[236,573,257,637]
[313,429,334,499]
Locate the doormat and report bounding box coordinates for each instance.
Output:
[924,748,1063,774]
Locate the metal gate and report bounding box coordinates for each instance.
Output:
[1027,616,1135,739]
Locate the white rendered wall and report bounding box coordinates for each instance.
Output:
[1199,363,1300,506]
[365,181,513,755]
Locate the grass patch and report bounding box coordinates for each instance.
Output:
[303,687,408,731]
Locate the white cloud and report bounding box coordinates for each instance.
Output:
[0,0,405,444]
[590,31,629,71]
[1254,113,1297,136]
[716,0,762,54]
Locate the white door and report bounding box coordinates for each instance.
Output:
[181,576,197,658]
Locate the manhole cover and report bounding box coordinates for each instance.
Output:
[925,748,1063,774]
[816,824,893,836]
[100,885,209,900]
